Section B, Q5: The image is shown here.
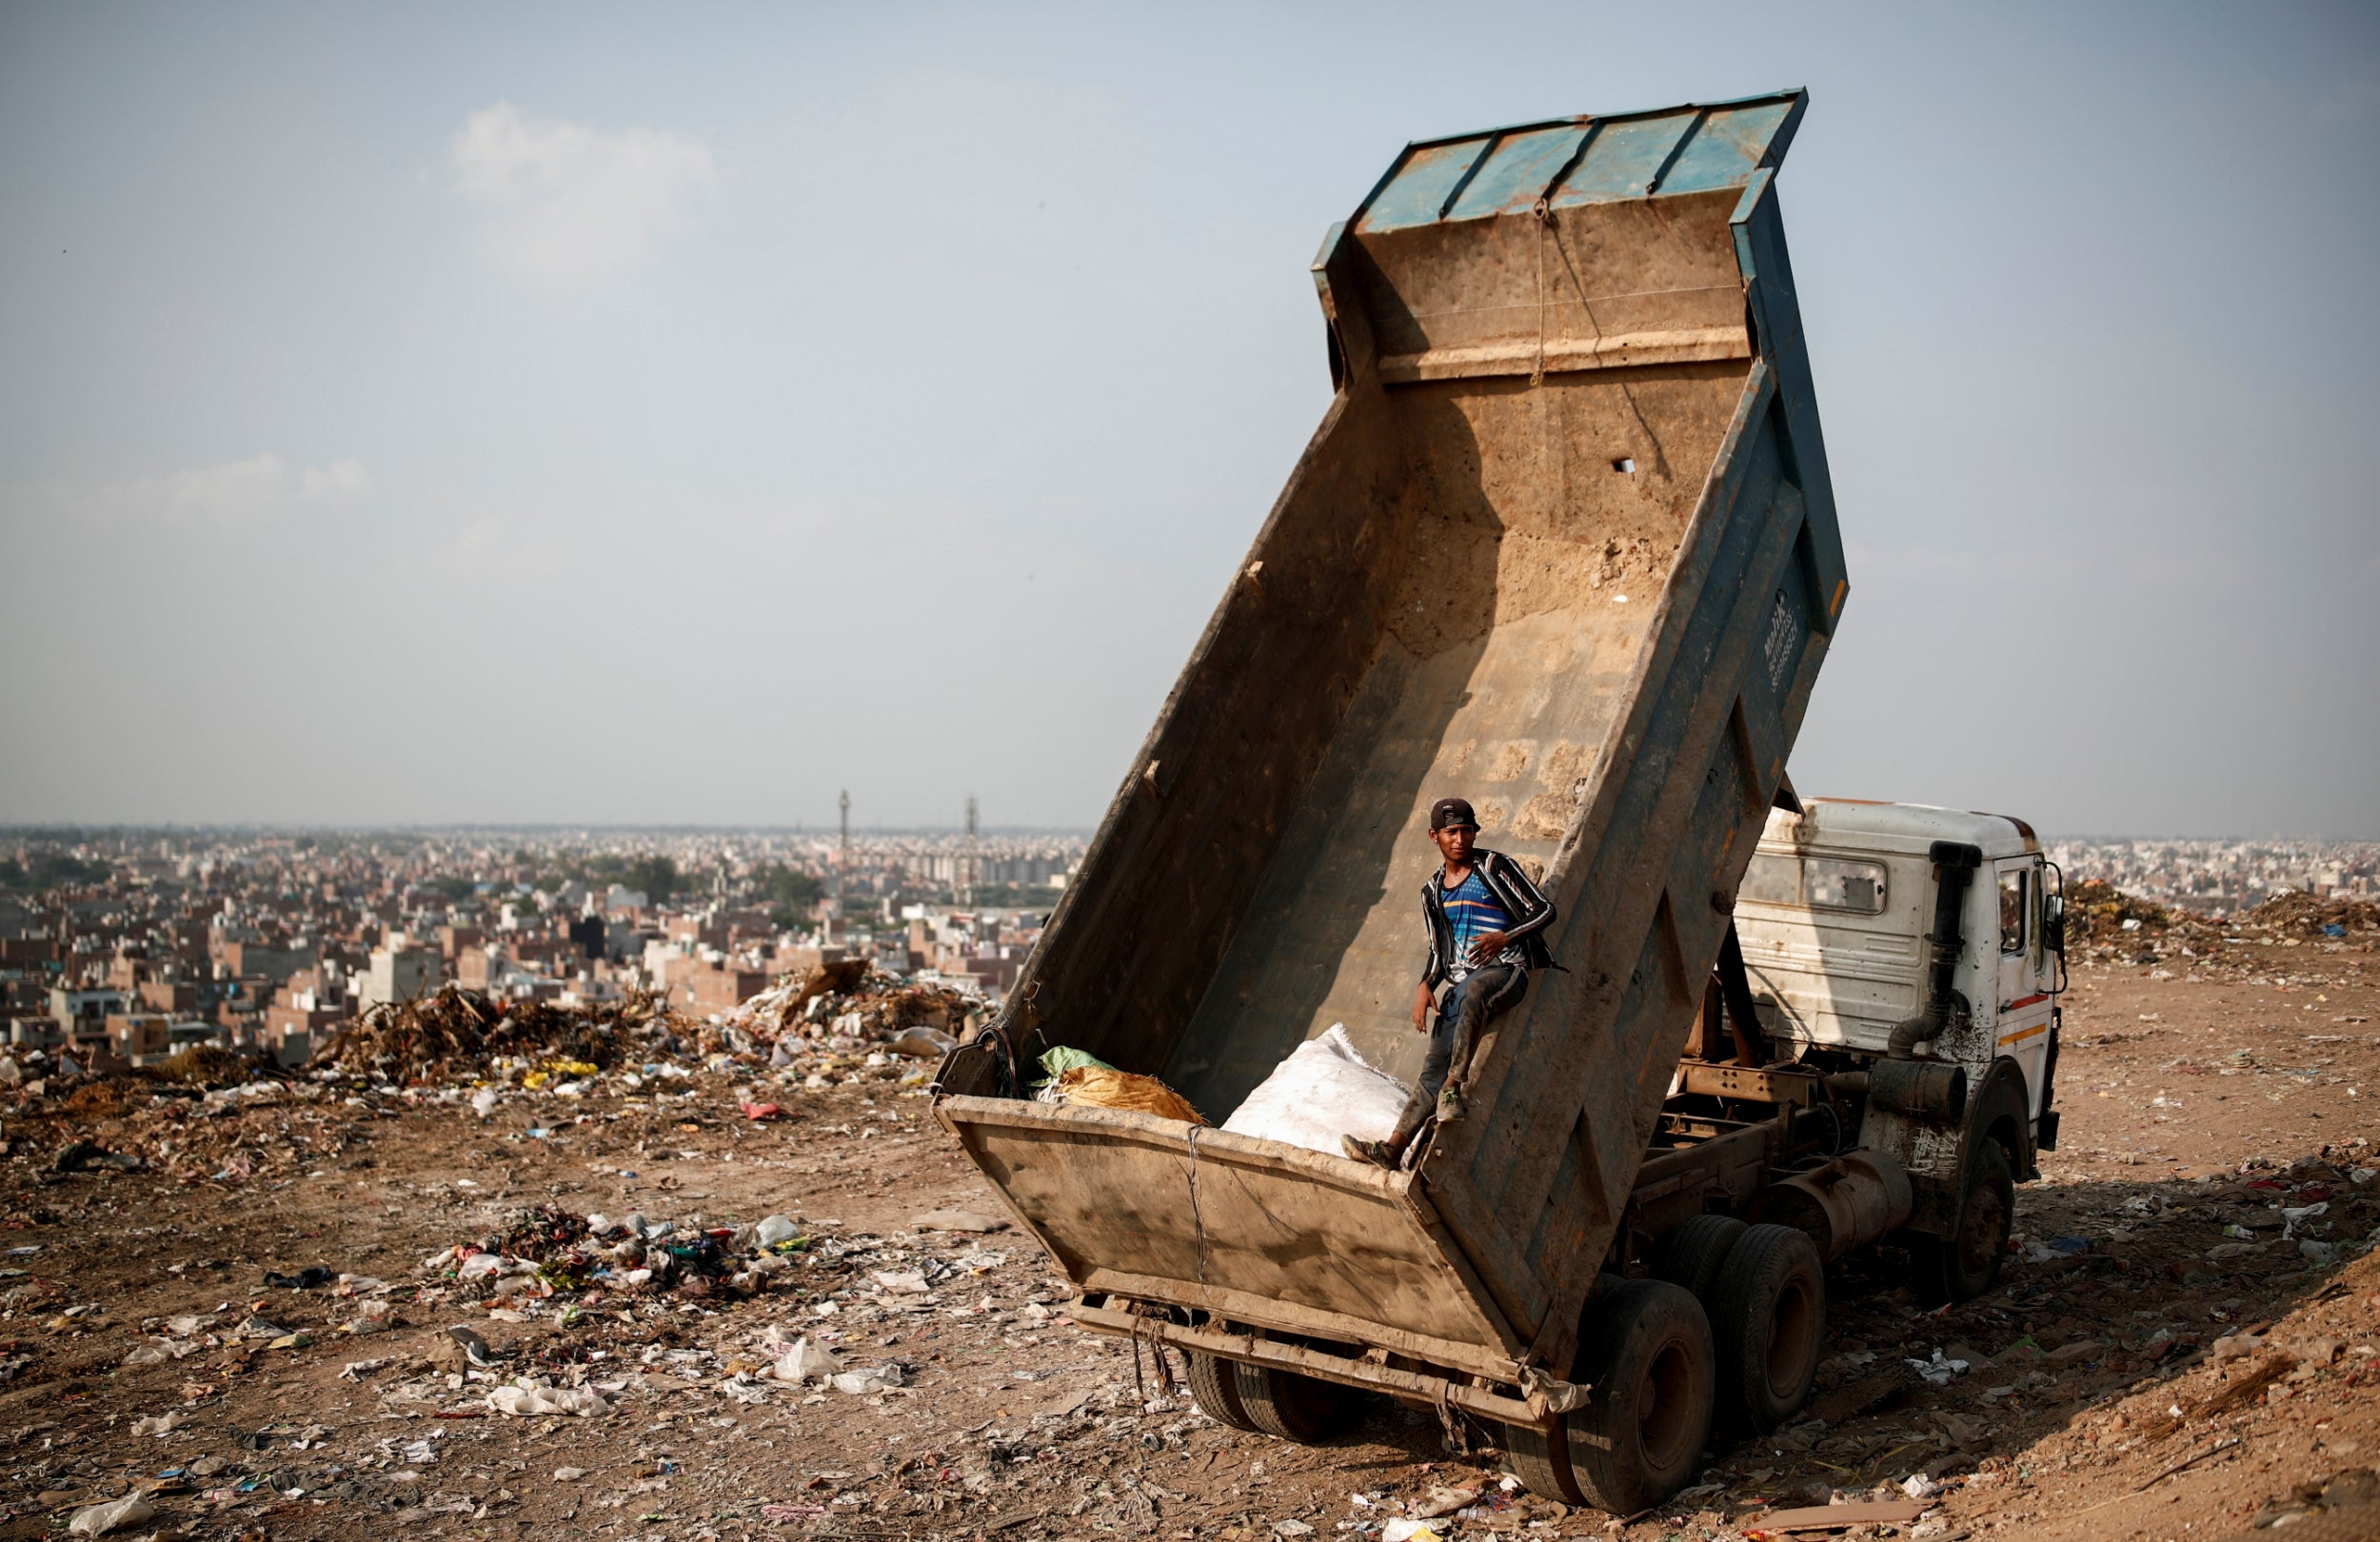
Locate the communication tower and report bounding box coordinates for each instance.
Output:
[962,795,980,907]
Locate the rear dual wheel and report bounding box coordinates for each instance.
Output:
[1709,1224,1827,1434]
[1657,1216,1825,1435]
[1655,1214,1747,1302]
[1186,1351,1259,1432]
[1188,1346,1368,1445]
[1230,1361,1366,1443]
[1504,1277,1715,1515]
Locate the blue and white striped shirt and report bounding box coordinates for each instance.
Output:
[1440,869,1523,979]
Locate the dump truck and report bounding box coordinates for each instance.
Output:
[932,89,2051,1514]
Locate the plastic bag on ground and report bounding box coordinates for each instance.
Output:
[772,1336,843,1384]
[487,1379,609,1417]
[830,1363,906,1394]
[68,1495,155,1535]
[1220,1023,1411,1156]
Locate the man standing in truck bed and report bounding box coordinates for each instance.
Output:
[1345,798,1556,1169]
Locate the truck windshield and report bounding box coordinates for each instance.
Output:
[1742,854,1888,914]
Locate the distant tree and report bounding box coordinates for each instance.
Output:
[625,855,680,904]
[755,862,823,930]
[427,875,478,903]
[0,853,110,892]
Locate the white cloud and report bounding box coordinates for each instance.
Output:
[449,102,719,283]
[11,453,370,524]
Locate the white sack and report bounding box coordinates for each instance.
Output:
[1220,1024,1411,1156]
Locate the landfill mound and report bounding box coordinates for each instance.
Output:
[304,967,980,1091]
[2063,880,2377,967]
[2250,891,2380,939]
[2063,879,2185,943]
[307,984,676,1084]
[724,962,975,1045]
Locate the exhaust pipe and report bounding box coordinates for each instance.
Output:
[1887,840,1983,1058]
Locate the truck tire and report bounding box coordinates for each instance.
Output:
[1231,1363,1363,1443]
[1913,1139,2013,1304]
[1504,1275,1626,1505]
[1186,1352,1260,1433]
[1655,1214,1747,1305]
[1503,1420,1586,1507]
[1563,1279,1715,1515]
[1709,1223,1826,1434]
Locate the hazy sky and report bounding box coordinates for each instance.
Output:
[3,2,2374,837]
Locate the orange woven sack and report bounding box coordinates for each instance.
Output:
[1054,1066,1207,1126]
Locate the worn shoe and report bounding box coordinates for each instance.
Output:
[1341,1135,1399,1169]
[1437,1084,1466,1122]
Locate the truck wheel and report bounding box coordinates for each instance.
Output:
[1710,1224,1826,1434]
[1503,1275,1626,1505]
[1913,1139,2013,1304]
[1655,1214,1747,1305]
[1563,1279,1715,1515]
[1231,1363,1363,1443]
[1186,1352,1260,1433]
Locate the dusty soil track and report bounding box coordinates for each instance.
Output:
[2,936,2375,1542]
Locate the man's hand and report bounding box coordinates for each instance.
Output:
[1412,981,1434,1032]
[1468,929,1511,965]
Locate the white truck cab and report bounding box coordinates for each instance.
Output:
[1674,797,2069,1305]
[1734,799,2064,1150]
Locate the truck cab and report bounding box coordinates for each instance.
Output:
[1649,796,2069,1315]
[1733,799,2063,1158]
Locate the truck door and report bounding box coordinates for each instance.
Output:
[1993,858,2053,1115]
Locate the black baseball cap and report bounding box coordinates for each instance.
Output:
[1429,798,1478,832]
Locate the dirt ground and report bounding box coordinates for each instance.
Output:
[3,934,2375,1542]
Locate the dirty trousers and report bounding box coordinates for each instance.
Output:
[1387,963,1528,1152]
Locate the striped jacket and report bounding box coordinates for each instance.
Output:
[1420,849,1557,986]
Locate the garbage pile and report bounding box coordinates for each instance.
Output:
[2247,891,2380,939]
[2064,880,2377,968]
[2062,879,2184,948]
[300,966,979,1096]
[2061,880,2241,965]
[426,1201,816,1304]
[0,962,992,1195]
[724,962,977,1054]
[418,1199,1015,1334]
[308,985,677,1085]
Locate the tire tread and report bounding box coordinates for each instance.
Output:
[1231,1363,1363,1444]
[1186,1351,1260,1433]
[1710,1222,1826,1434]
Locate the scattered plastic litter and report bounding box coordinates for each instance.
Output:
[1909,1350,1972,1386]
[773,1336,843,1385]
[487,1379,610,1417]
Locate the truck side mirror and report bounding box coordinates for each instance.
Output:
[2045,895,2066,956]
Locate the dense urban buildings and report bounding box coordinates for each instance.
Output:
[0,826,1085,1071]
[2,825,2368,1073]
[2042,837,2377,912]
